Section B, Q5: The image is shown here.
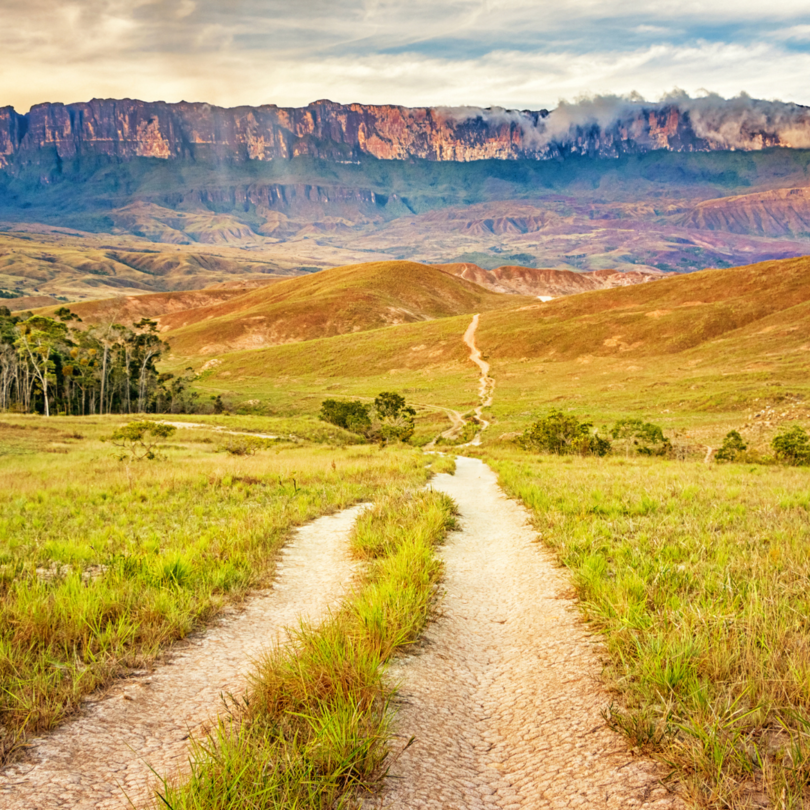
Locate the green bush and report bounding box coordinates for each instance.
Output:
[319,399,371,433]
[519,410,611,457]
[772,425,810,466]
[104,421,176,461]
[319,392,416,444]
[611,418,672,456]
[715,430,748,463]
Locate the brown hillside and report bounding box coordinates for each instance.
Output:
[476,255,810,360]
[437,263,666,298]
[680,187,810,237]
[163,260,530,356]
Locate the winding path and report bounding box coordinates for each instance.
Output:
[0,505,365,810]
[462,314,495,445]
[375,458,683,810]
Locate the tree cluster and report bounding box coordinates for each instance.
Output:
[320,392,416,444]
[0,306,197,416]
[518,410,612,457]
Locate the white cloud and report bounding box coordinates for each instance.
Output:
[1,1,810,110]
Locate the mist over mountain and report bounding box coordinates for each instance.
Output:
[2,93,810,169]
[3,92,810,298]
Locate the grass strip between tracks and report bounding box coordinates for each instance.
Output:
[0,419,443,762]
[159,478,457,809]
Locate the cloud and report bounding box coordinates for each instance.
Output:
[1,1,810,111]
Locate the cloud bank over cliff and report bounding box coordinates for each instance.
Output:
[446,92,810,151]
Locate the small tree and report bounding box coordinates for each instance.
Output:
[715,430,748,463]
[520,410,611,456]
[106,421,176,461]
[611,418,672,457]
[320,399,372,434]
[772,425,810,466]
[374,391,416,444]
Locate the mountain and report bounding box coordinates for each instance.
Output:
[678,187,810,238]
[3,96,810,169]
[186,256,810,443]
[436,263,666,297]
[160,260,530,356]
[4,96,810,284]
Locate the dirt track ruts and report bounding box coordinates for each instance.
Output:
[373,457,683,810]
[0,505,365,810]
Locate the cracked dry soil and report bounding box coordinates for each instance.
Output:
[373,457,683,810]
[0,504,365,810]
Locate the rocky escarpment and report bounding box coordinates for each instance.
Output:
[2,96,810,171]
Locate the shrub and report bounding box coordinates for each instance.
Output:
[519,410,611,456]
[319,392,416,444]
[373,391,416,444]
[220,436,275,455]
[319,399,371,433]
[611,418,672,456]
[772,425,810,466]
[715,430,748,463]
[105,421,176,461]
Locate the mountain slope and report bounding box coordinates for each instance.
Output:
[475,254,810,360]
[679,187,810,237]
[437,263,666,297]
[162,260,531,356]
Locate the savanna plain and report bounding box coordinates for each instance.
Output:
[0,252,809,810]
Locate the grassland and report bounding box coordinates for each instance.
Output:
[160,486,456,809]
[474,447,810,808]
[159,261,528,356]
[176,256,810,454]
[0,414,441,760]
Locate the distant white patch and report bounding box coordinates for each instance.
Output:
[537,295,555,302]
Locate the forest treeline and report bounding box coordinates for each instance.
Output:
[0,306,199,416]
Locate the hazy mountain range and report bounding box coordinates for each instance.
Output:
[2,94,810,301]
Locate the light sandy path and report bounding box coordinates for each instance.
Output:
[374,457,683,810]
[0,504,366,810]
[158,421,282,440]
[462,314,494,446]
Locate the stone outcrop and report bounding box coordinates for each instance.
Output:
[1,97,807,170]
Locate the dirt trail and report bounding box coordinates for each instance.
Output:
[0,505,366,810]
[375,457,682,810]
[158,421,282,440]
[462,314,494,445]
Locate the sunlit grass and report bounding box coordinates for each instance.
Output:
[480,447,810,808]
[160,487,457,809]
[0,415,432,760]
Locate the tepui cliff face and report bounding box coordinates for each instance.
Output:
[2,95,810,170]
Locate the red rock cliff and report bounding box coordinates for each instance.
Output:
[0,97,805,169]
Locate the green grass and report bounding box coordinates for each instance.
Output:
[159,486,457,809]
[480,447,810,808]
[0,415,433,761]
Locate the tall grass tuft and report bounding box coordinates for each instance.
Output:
[0,421,435,761]
[484,448,810,809]
[159,488,456,809]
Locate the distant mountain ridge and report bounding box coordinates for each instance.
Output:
[3,95,810,170]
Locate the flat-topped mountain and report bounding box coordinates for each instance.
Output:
[3,96,810,170]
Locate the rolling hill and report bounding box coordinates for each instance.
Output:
[183,255,810,448]
[161,260,531,356]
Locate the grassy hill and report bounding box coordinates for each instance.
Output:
[183,255,810,449]
[161,261,531,356]
[0,230,300,301]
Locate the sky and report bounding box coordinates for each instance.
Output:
[3,0,810,112]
